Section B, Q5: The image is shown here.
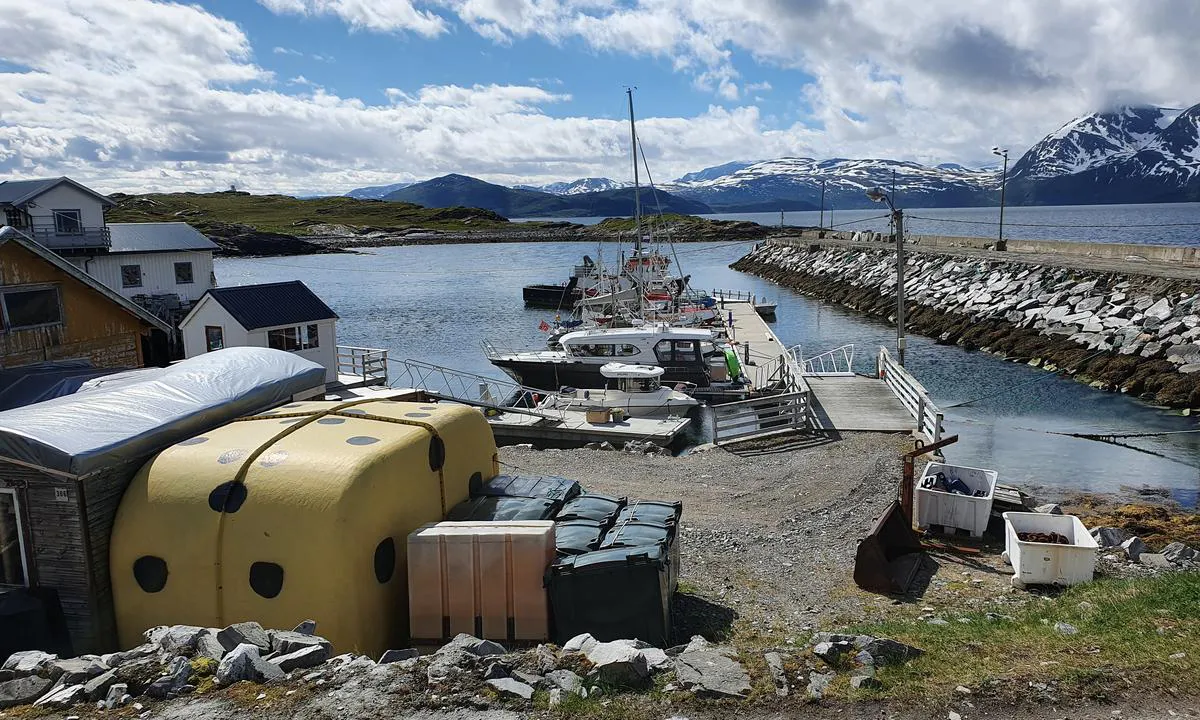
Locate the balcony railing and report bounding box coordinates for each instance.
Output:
[27,226,111,251]
[336,346,389,386]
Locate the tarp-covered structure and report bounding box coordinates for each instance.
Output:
[0,347,327,657]
[0,360,121,412]
[0,347,326,477]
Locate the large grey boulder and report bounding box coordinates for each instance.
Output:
[486,677,535,700]
[1122,536,1148,562]
[673,645,751,699]
[269,644,330,672]
[1,650,57,678]
[1140,553,1173,569]
[379,649,420,664]
[561,633,598,654]
[195,630,227,662]
[293,619,318,636]
[218,622,271,653]
[34,683,86,708]
[437,633,506,658]
[863,638,923,666]
[158,625,206,656]
[585,642,649,688]
[83,669,120,701]
[1145,298,1173,320]
[102,643,159,669]
[270,630,333,656]
[764,652,789,697]
[112,656,164,695]
[1091,526,1130,548]
[545,669,583,695]
[215,643,284,686]
[50,657,107,685]
[0,675,54,709]
[1163,542,1197,564]
[145,656,193,699]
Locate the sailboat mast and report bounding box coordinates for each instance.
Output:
[626,87,643,317]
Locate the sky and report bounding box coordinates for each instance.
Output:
[1,0,1198,195]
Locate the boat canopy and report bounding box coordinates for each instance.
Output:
[560,324,714,346]
[600,363,665,379]
[0,347,326,477]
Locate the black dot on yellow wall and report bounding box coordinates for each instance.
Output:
[208,482,248,513]
[374,538,395,584]
[249,562,284,599]
[134,556,168,593]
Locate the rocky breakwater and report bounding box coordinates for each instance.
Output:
[733,242,1200,408]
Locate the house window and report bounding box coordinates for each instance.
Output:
[0,489,28,587]
[121,265,142,288]
[174,261,194,285]
[53,209,82,234]
[268,324,320,352]
[205,326,224,352]
[1,286,63,330]
[3,208,28,228]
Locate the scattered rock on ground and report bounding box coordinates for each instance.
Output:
[270,645,330,672]
[215,643,283,686]
[673,643,751,699]
[764,652,789,697]
[1122,536,1148,561]
[584,641,650,688]
[487,677,535,701]
[379,649,420,664]
[545,670,583,695]
[83,669,120,701]
[1162,542,1197,564]
[145,656,192,699]
[0,675,54,709]
[1054,622,1079,635]
[439,633,507,658]
[807,671,835,701]
[218,622,272,654]
[1091,526,1131,548]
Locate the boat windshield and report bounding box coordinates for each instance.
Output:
[620,377,660,393]
[568,343,641,357]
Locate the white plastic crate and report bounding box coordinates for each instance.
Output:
[1002,512,1097,589]
[914,462,997,537]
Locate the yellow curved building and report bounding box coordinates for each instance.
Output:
[110,399,498,657]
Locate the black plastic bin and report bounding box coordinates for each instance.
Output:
[555,493,627,527]
[475,474,582,503]
[555,520,606,557]
[547,545,671,648]
[446,495,560,521]
[600,522,680,592]
[616,500,683,527]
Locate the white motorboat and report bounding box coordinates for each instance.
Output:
[537,363,699,417]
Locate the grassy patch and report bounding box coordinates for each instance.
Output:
[106,191,518,234]
[841,572,1200,702]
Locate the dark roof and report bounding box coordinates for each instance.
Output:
[107,222,219,253]
[0,177,115,207]
[202,281,338,330]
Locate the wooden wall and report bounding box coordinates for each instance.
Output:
[0,242,148,369]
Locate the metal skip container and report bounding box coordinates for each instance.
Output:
[408,521,556,643]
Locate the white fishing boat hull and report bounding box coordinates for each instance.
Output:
[540,387,698,418]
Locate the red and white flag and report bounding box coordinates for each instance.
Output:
[538,320,551,332]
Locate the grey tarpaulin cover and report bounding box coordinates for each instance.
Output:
[0,347,326,477]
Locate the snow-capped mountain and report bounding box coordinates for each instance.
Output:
[663,158,997,210]
[530,177,630,195]
[1009,104,1200,204]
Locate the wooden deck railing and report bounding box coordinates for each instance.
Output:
[876,347,944,442]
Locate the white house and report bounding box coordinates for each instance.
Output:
[179,281,340,382]
[0,177,218,315]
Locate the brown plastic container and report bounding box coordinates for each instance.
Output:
[407,521,555,643]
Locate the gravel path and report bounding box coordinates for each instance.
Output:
[501,431,914,641]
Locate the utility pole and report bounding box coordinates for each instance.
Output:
[992,147,1008,251]
[819,179,826,229]
[627,87,643,317]
[894,208,906,366]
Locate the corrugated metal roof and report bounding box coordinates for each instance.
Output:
[0,177,114,206]
[204,281,339,331]
[107,222,219,253]
[0,178,61,204]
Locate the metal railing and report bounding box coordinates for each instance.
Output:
[712,391,809,444]
[799,344,857,376]
[336,345,389,385]
[28,226,111,250]
[876,347,944,443]
[392,359,563,421]
[711,288,754,302]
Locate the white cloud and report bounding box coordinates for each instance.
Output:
[256,0,447,37]
[273,46,302,55]
[3,0,1200,195]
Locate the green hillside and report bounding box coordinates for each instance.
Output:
[106,191,512,234]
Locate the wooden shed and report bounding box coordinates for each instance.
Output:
[0,348,326,656]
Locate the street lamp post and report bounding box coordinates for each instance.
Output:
[992,147,1008,251]
[866,187,906,366]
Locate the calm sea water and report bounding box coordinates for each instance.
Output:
[215,237,1200,506]
[513,201,1200,245]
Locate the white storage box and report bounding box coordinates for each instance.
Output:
[1002,512,1097,588]
[914,462,998,537]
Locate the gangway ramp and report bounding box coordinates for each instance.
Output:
[806,375,915,433]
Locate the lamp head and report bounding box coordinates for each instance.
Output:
[992,147,1007,157]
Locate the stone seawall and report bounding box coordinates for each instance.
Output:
[732,242,1200,409]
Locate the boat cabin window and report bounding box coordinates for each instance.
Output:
[619,377,660,393]
[570,343,639,357]
[654,339,701,364]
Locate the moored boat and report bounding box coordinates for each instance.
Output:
[537,363,699,417]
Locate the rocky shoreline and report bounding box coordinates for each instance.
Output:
[211,219,774,257]
[733,242,1200,409]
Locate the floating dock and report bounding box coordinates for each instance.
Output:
[487,408,691,448]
